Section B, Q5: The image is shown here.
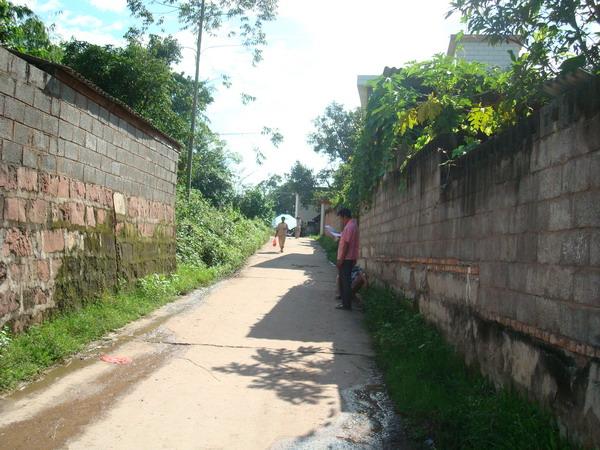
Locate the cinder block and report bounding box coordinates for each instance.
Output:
[27,64,46,89]
[14,81,34,106]
[72,126,85,146]
[22,148,38,169]
[41,155,57,173]
[4,97,25,122]
[79,112,92,132]
[560,231,589,266]
[91,119,103,137]
[33,89,52,114]
[60,159,84,181]
[58,120,74,141]
[516,233,538,262]
[84,133,97,151]
[548,197,573,231]
[538,232,562,264]
[591,231,600,267]
[23,105,43,129]
[8,56,26,81]
[74,91,87,110]
[573,269,600,307]
[562,155,591,193]
[2,140,22,164]
[573,191,600,227]
[61,84,75,104]
[0,117,13,140]
[537,165,562,200]
[42,113,59,136]
[0,72,16,96]
[575,113,600,155]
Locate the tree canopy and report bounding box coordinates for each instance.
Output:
[127,0,279,65]
[448,0,600,74]
[0,0,61,60]
[307,102,362,164]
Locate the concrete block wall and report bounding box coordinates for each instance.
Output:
[0,47,179,330]
[360,78,600,447]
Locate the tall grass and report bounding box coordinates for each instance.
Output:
[362,287,577,450]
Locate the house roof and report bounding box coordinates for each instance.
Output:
[8,48,182,151]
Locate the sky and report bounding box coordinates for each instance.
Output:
[17,0,464,187]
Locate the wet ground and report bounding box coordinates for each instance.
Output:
[0,238,408,449]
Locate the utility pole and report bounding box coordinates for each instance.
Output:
[185,0,206,199]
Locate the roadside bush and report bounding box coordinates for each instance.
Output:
[176,187,270,271]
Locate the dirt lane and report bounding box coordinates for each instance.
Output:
[0,238,405,449]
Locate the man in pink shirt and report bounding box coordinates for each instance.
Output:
[336,208,359,311]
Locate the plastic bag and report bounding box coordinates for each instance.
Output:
[272,237,277,247]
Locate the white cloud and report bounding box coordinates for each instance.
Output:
[88,0,126,13]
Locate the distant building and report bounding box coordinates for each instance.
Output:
[357,34,522,109]
[447,34,521,69]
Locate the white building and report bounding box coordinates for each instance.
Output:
[357,34,522,109]
[447,34,521,69]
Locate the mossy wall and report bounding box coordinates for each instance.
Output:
[0,48,178,330]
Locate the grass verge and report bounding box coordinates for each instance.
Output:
[315,234,338,263]
[0,233,269,394]
[362,287,577,450]
[313,236,575,449]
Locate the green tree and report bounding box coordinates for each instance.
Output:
[448,0,600,74]
[307,102,363,164]
[287,161,316,208]
[62,37,212,144]
[127,0,279,65]
[0,0,62,60]
[235,186,274,221]
[189,129,237,206]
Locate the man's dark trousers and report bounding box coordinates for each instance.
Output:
[339,259,355,310]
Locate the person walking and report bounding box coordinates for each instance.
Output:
[295,216,302,238]
[275,217,289,253]
[335,208,359,311]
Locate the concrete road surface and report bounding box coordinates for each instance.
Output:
[0,238,405,449]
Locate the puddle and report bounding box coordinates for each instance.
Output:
[0,283,217,406]
[0,351,172,450]
[271,373,409,450]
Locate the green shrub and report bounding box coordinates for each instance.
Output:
[176,187,270,270]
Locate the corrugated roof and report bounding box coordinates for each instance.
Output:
[7,48,182,150]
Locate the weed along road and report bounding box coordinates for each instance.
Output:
[0,238,404,449]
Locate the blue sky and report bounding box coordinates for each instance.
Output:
[17,0,463,187]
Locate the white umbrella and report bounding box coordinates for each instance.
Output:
[272,214,297,229]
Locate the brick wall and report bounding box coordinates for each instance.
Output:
[360,78,600,446]
[0,48,179,330]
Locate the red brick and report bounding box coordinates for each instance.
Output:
[42,229,64,253]
[40,173,59,196]
[27,199,48,224]
[57,176,69,198]
[86,184,102,203]
[3,228,33,256]
[0,291,18,316]
[50,257,62,277]
[36,259,50,282]
[70,179,85,199]
[0,164,17,189]
[62,202,85,226]
[5,197,26,222]
[85,206,96,228]
[96,208,107,225]
[8,263,26,282]
[128,197,139,218]
[103,188,113,208]
[17,167,38,191]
